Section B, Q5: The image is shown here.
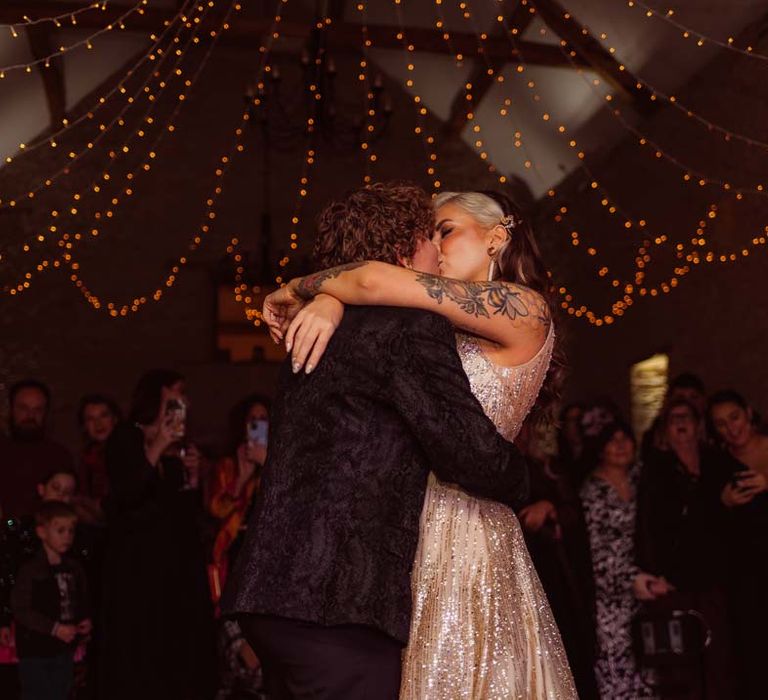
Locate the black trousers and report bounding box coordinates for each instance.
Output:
[239,614,402,700]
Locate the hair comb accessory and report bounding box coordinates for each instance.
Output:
[500,214,517,233]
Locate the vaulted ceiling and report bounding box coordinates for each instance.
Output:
[1,0,766,199]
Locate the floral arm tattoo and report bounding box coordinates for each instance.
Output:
[292,262,549,327]
[415,273,550,326]
[294,262,369,301]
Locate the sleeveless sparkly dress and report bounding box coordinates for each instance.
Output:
[400,326,577,699]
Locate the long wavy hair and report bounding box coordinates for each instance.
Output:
[433,190,566,427]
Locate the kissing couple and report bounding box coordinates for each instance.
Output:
[223,182,576,699]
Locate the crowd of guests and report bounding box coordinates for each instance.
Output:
[0,369,766,700]
[0,373,270,700]
[520,373,768,700]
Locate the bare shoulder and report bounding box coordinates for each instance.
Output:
[496,283,551,330]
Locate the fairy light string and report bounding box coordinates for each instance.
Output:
[2,2,109,30]
[1,0,151,75]
[3,0,215,278]
[626,0,768,61]
[544,12,768,196]
[544,6,768,153]
[357,1,377,185]
[1,0,200,201]
[497,6,768,322]
[5,0,251,310]
[435,0,507,186]
[501,10,759,240]
[393,0,441,193]
[232,1,324,324]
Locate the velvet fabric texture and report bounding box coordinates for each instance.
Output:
[222,306,529,644]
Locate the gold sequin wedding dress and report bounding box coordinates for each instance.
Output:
[400,326,578,699]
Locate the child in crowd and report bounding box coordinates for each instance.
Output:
[11,501,91,700]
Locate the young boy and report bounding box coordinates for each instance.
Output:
[11,501,91,700]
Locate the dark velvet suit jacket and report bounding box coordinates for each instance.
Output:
[222,306,529,644]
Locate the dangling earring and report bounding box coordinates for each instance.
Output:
[487,246,497,281]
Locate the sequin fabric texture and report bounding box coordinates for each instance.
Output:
[400,326,578,699]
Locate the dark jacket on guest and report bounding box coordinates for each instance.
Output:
[100,423,216,700]
[223,307,530,645]
[636,446,729,590]
[11,549,89,658]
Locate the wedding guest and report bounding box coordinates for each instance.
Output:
[642,373,708,457]
[0,380,74,519]
[101,370,216,700]
[637,398,734,698]
[209,394,270,700]
[208,394,271,597]
[11,501,91,700]
[709,390,768,700]
[77,394,121,503]
[581,422,670,699]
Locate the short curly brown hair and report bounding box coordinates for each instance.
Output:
[313,182,433,269]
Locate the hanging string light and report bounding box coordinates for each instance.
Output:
[0,0,151,76]
[626,0,768,61]
[59,0,275,317]
[274,96,321,285]
[229,1,301,324]
[538,14,768,196]
[1,0,200,196]
[537,6,768,153]
[2,0,216,272]
[500,9,763,248]
[445,0,511,186]
[393,0,441,193]
[475,1,767,323]
[4,0,244,302]
[1,2,109,30]
[357,1,378,185]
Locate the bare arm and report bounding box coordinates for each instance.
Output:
[278,260,549,351]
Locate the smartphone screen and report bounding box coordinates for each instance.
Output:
[165,399,186,439]
[247,419,269,446]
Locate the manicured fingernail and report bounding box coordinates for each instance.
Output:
[292,361,300,374]
[286,342,292,352]
[305,364,314,374]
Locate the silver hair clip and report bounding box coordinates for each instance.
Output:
[500,214,517,234]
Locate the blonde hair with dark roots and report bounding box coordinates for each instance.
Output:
[434,190,567,427]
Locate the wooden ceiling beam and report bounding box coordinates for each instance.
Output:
[443,0,538,137]
[25,24,67,128]
[0,2,588,67]
[528,0,652,111]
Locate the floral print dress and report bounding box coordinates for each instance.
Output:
[580,467,652,699]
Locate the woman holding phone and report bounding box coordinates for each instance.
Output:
[208,394,270,700]
[208,393,271,594]
[102,370,215,700]
[709,390,768,699]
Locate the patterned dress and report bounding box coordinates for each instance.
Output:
[580,467,652,699]
[400,327,577,699]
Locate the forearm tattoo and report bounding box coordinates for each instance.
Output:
[415,273,550,325]
[295,262,369,300]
